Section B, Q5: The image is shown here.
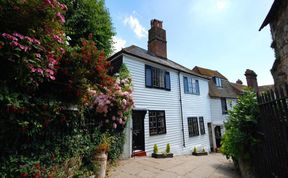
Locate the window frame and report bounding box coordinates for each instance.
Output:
[221,98,228,114]
[149,110,167,136]
[199,117,205,135]
[214,77,222,87]
[187,117,199,137]
[145,65,171,91]
[183,76,200,95]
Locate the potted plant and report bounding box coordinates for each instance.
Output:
[192,146,208,156]
[93,133,111,178]
[151,143,174,158]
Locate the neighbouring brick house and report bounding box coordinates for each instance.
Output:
[259,0,288,87]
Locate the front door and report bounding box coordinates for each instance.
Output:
[132,110,146,151]
[215,126,222,148]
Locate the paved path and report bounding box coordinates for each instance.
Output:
[108,153,240,178]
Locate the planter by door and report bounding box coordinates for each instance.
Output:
[132,110,146,152]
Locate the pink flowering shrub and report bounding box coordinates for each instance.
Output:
[0,0,67,90]
[89,66,134,130]
[0,1,133,176]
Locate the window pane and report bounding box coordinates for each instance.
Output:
[159,70,165,88]
[199,117,205,135]
[149,111,166,135]
[145,65,152,87]
[188,78,193,93]
[165,72,170,90]
[153,68,159,87]
[195,80,200,94]
[221,98,227,114]
[188,117,199,137]
[184,77,188,93]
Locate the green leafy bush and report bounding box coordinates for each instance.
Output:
[0,1,132,176]
[166,143,171,153]
[153,144,158,154]
[221,90,259,161]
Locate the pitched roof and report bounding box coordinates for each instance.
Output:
[192,66,237,98]
[259,85,274,93]
[192,66,227,79]
[259,0,283,31]
[208,80,238,98]
[230,83,247,95]
[109,45,208,79]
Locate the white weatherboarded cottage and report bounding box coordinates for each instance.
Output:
[192,66,239,151]
[109,20,212,158]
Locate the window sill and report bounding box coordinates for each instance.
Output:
[184,92,200,95]
[145,86,171,91]
[150,133,166,136]
[189,135,200,137]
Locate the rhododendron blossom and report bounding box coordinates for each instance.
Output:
[56,12,65,24]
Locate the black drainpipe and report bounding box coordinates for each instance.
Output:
[178,71,186,147]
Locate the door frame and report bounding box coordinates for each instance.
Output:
[132,110,147,151]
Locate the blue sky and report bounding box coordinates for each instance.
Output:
[106,0,274,86]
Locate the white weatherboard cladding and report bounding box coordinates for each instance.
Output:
[122,54,212,156]
[210,98,237,125]
[123,55,183,156]
[210,98,226,125]
[180,74,212,154]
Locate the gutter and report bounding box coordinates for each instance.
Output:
[178,71,186,147]
[113,50,209,80]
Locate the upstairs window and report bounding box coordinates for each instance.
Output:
[145,65,170,90]
[183,77,200,95]
[213,77,222,87]
[221,98,228,114]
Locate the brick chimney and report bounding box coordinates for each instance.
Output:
[236,79,243,85]
[245,69,259,92]
[148,19,167,59]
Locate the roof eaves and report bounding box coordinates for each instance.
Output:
[122,49,209,80]
[259,0,281,31]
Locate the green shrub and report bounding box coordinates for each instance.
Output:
[108,132,125,161]
[166,143,171,153]
[153,144,158,154]
[193,147,197,153]
[221,89,259,161]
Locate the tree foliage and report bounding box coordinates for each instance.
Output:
[60,0,115,55]
[0,0,132,177]
[221,90,259,161]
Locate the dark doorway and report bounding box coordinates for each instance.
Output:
[132,110,146,151]
[215,126,222,148]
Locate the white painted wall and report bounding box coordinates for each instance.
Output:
[180,73,212,154]
[210,98,237,125]
[122,54,212,157]
[209,97,237,150]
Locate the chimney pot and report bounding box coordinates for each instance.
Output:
[151,19,163,28]
[236,79,243,85]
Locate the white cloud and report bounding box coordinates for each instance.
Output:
[112,36,126,54]
[123,15,147,39]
